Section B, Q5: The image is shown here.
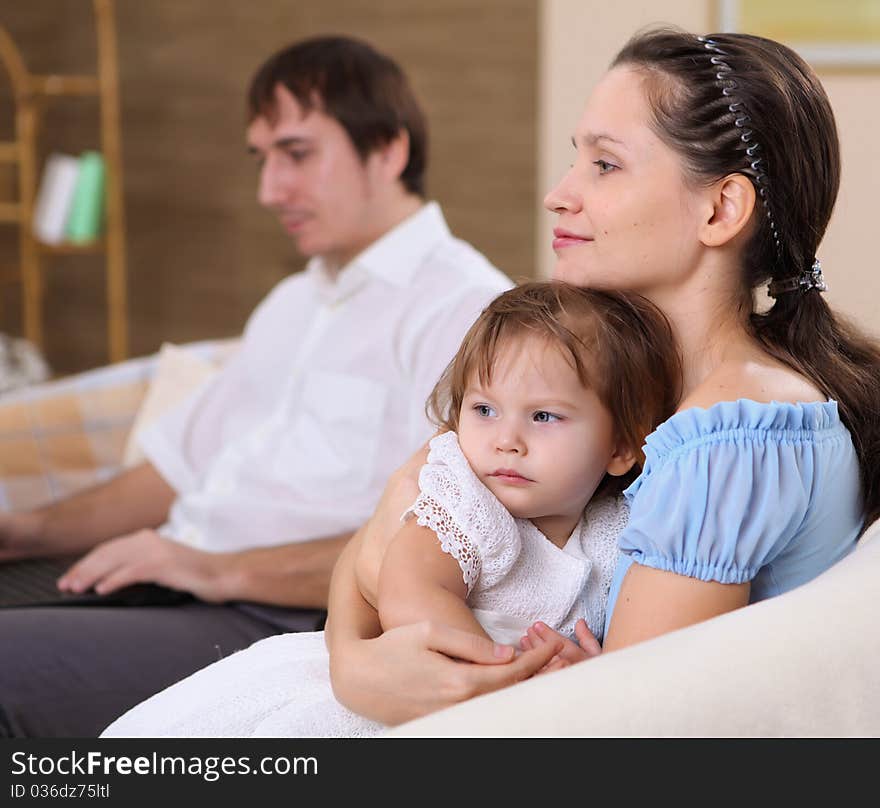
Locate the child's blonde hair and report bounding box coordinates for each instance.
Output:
[427,282,682,495]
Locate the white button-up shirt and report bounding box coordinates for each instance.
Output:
[140,202,512,552]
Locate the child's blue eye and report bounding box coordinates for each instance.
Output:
[533,411,561,423]
[474,404,496,418]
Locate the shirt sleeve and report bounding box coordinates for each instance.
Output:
[137,278,295,494]
[618,405,819,584]
[401,283,511,450]
[137,347,251,494]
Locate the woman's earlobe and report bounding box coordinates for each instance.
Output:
[700,173,756,247]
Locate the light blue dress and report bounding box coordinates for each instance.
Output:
[604,399,863,636]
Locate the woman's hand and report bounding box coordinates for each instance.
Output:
[329,620,564,726]
[519,619,601,674]
[354,441,430,607]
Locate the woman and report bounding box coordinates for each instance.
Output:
[326,27,880,727]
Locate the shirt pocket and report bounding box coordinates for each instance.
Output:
[275,370,388,497]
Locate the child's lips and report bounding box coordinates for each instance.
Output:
[489,468,534,484]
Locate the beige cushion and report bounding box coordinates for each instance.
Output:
[122,342,228,467]
[388,519,880,737]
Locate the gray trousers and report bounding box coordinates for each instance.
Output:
[0,602,325,737]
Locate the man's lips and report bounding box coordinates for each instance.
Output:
[552,227,593,250]
[280,213,312,233]
[489,468,534,484]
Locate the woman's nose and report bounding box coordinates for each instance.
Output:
[543,168,581,214]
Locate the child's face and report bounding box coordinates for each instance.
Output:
[457,335,631,541]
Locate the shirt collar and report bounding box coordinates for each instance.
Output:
[305,201,451,302]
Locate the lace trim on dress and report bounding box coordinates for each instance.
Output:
[407,432,521,593]
[411,492,481,593]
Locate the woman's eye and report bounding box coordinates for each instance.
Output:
[533,411,560,423]
[592,159,618,174]
[475,404,496,418]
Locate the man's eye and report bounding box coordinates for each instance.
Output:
[287,150,310,163]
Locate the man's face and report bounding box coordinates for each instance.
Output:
[247,84,387,269]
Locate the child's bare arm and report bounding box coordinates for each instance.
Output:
[377,519,491,641]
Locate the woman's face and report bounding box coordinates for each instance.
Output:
[545,66,708,297]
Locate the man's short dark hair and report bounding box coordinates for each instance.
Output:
[248,35,428,197]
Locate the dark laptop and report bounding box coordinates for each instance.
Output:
[0,555,193,608]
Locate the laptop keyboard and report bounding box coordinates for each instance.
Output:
[0,557,89,607]
[0,556,193,608]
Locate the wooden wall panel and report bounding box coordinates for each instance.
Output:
[0,1,537,374]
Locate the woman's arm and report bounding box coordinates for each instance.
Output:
[521,565,750,665]
[603,564,750,651]
[378,520,490,640]
[353,443,429,607]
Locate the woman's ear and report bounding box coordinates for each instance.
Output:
[606,444,637,477]
[699,173,756,247]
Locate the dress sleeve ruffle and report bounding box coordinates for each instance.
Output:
[405,431,520,594]
[619,399,848,583]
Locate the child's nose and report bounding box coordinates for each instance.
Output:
[495,430,525,454]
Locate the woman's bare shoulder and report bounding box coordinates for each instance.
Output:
[678,355,825,413]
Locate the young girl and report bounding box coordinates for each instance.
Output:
[103,281,680,737]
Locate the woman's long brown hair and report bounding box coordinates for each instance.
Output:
[614,27,880,526]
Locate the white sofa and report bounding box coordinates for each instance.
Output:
[389,517,880,737]
[4,344,876,737]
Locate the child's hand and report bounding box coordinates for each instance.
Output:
[520,619,601,675]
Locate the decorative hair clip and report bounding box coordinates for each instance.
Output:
[767,259,828,298]
[697,35,781,254]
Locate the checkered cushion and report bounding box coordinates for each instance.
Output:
[0,340,236,511]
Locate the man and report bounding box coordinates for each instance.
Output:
[0,36,511,736]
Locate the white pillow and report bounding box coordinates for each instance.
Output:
[122,343,223,467]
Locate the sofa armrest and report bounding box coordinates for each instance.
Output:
[387,520,880,737]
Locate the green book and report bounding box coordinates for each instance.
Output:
[65,151,105,243]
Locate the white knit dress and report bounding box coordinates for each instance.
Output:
[103,432,626,738]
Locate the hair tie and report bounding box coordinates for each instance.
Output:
[767,259,827,298]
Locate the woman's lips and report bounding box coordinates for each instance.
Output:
[552,228,593,250]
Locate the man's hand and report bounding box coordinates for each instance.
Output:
[57,530,228,602]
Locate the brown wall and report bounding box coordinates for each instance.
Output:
[1,1,537,374]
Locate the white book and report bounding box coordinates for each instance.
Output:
[32,152,80,244]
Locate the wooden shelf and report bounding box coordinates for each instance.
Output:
[0,141,19,162]
[31,74,101,97]
[0,202,22,222]
[38,241,106,255]
[0,0,128,362]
